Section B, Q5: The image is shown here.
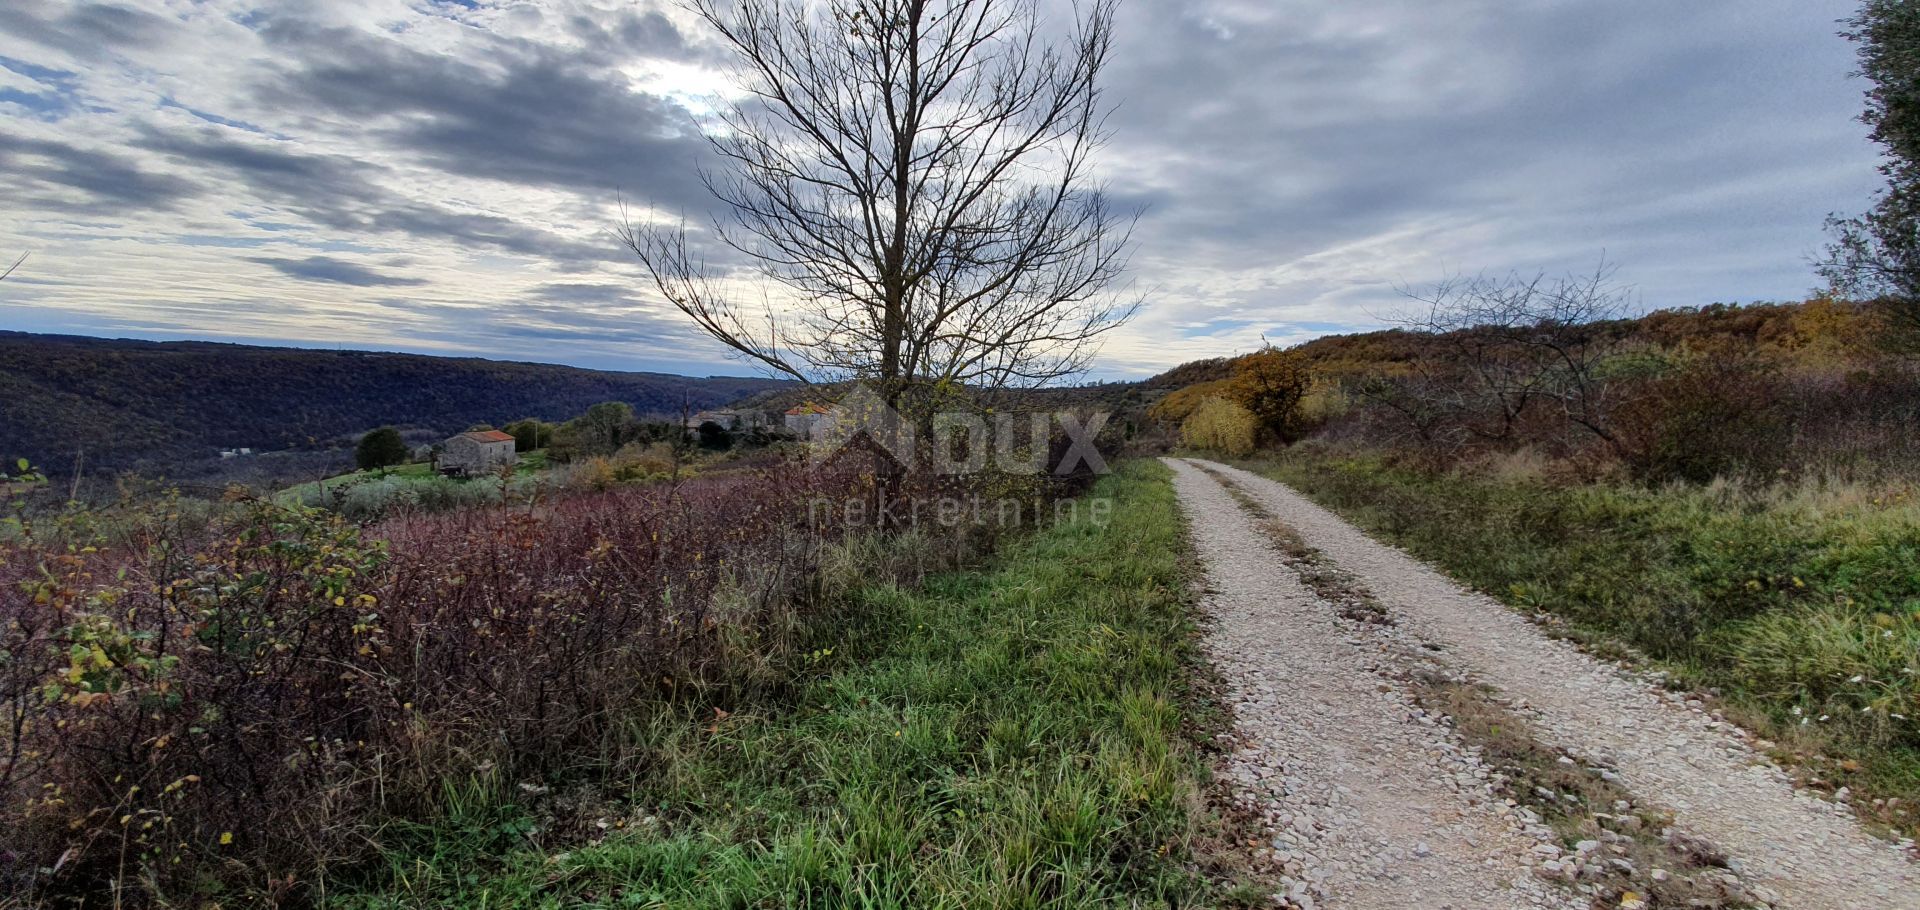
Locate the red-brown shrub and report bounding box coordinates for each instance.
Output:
[1612,358,1791,483]
[0,457,978,904]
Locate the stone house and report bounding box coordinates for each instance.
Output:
[784,402,835,437]
[440,429,516,476]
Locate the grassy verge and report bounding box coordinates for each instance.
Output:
[334,460,1248,909]
[1240,449,1920,839]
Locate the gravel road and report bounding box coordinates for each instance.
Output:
[1168,458,1573,909]
[1169,457,1920,910]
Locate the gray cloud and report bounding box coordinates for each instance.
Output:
[0,0,1887,377]
[359,289,718,368]
[0,0,178,61]
[132,127,615,265]
[251,16,714,212]
[0,131,201,211]
[250,255,428,286]
[1099,2,1876,307]
[529,281,649,305]
[566,6,714,67]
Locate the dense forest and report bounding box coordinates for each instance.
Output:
[0,332,788,474]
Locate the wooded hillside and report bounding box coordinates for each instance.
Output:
[0,332,788,473]
[1148,296,1917,481]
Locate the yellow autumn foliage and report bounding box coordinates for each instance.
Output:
[1180,397,1257,456]
[1230,346,1313,439]
[1148,378,1236,422]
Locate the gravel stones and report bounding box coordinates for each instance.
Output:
[1181,458,1920,910]
[1168,458,1571,909]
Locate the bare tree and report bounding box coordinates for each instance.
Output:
[623,0,1138,408]
[1353,370,1456,449]
[1388,260,1638,451]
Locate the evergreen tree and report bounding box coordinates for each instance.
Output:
[503,419,553,452]
[356,426,408,471]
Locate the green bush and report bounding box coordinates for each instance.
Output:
[502,418,553,452]
[356,426,409,471]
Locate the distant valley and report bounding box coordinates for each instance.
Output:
[0,332,789,477]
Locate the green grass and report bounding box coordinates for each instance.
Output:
[516,449,550,474]
[331,461,1242,909]
[278,450,550,503]
[1243,449,1920,836]
[277,461,434,502]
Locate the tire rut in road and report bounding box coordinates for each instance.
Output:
[1188,457,1920,910]
[1197,459,1778,909]
[1167,458,1572,910]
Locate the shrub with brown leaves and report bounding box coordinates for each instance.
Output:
[1,456,1013,905]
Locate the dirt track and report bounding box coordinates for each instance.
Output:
[1168,457,1920,910]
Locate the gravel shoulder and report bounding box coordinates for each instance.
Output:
[1184,457,1920,910]
[1166,458,1573,910]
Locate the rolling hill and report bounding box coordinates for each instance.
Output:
[0,332,789,474]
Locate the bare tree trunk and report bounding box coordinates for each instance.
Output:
[622,0,1139,418]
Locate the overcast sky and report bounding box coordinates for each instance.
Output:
[0,0,1883,378]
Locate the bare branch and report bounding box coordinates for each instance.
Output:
[625,0,1137,396]
[1381,258,1638,449]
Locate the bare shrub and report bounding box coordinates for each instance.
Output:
[0,456,962,904]
[1384,261,1637,455]
[1612,356,1790,483]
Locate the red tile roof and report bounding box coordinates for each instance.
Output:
[462,429,515,443]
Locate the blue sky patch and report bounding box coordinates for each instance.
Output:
[0,55,80,120]
[161,99,270,135]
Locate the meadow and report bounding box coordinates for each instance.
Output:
[278,452,554,521]
[0,443,1252,907]
[335,461,1247,909]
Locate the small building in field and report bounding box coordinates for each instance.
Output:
[440,429,516,476]
[784,402,835,437]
